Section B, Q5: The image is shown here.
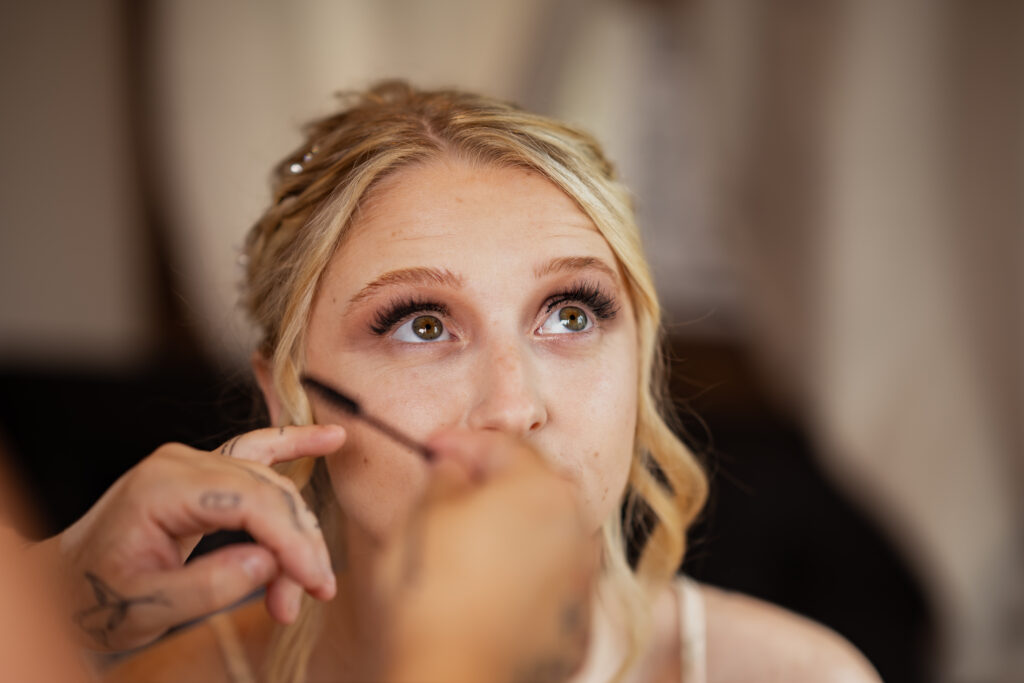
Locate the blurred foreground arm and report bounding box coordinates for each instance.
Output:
[371,429,598,683]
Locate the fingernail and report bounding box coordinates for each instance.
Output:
[323,425,346,439]
[324,571,336,596]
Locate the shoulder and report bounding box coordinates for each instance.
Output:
[698,582,881,683]
[101,601,269,683]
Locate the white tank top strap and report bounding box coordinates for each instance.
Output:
[676,575,708,683]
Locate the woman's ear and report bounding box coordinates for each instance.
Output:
[251,351,284,426]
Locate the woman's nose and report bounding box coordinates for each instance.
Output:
[466,341,548,436]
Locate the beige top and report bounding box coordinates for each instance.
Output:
[210,576,707,683]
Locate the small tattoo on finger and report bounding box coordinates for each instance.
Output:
[199,490,242,510]
[243,469,305,531]
[219,435,242,456]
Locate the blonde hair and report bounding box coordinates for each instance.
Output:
[242,80,708,682]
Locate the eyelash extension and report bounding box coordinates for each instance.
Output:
[543,281,619,320]
[369,283,616,336]
[370,297,450,336]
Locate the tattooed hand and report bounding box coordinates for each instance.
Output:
[29,425,345,652]
[368,430,598,683]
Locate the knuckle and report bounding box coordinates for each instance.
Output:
[278,476,303,499]
[250,481,283,510]
[130,443,188,483]
[151,442,189,460]
[265,439,294,463]
[277,540,316,579]
[261,466,302,497]
[146,443,196,473]
[198,565,236,606]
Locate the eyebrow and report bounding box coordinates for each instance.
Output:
[533,256,620,283]
[348,266,464,306]
[347,256,619,308]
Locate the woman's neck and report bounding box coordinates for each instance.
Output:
[300,523,673,683]
[304,519,387,682]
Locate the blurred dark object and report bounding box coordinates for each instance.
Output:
[0,361,262,536]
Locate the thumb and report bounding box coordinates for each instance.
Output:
[134,545,276,641]
[419,458,475,508]
[426,428,527,482]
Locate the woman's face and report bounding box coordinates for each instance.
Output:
[302,157,638,536]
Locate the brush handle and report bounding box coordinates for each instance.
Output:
[301,375,434,461]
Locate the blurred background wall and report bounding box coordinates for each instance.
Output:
[1,1,1020,681]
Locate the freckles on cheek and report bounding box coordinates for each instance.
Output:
[588,445,634,527]
[556,441,631,531]
[363,362,472,436]
[564,348,637,527]
[547,409,633,529]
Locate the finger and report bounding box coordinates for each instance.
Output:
[216,424,346,466]
[425,429,523,481]
[265,575,305,624]
[126,544,278,639]
[419,458,474,507]
[175,460,322,564]
[218,460,325,537]
[154,474,335,600]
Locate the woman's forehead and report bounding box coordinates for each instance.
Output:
[333,159,619,283]
[357,158,593,230]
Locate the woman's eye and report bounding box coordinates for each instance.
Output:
[393,314,450,343]
[539,305,591,334]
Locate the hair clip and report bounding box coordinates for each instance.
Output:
[288,145,319,174]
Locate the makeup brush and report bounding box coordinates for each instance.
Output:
[300,375,435,461]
